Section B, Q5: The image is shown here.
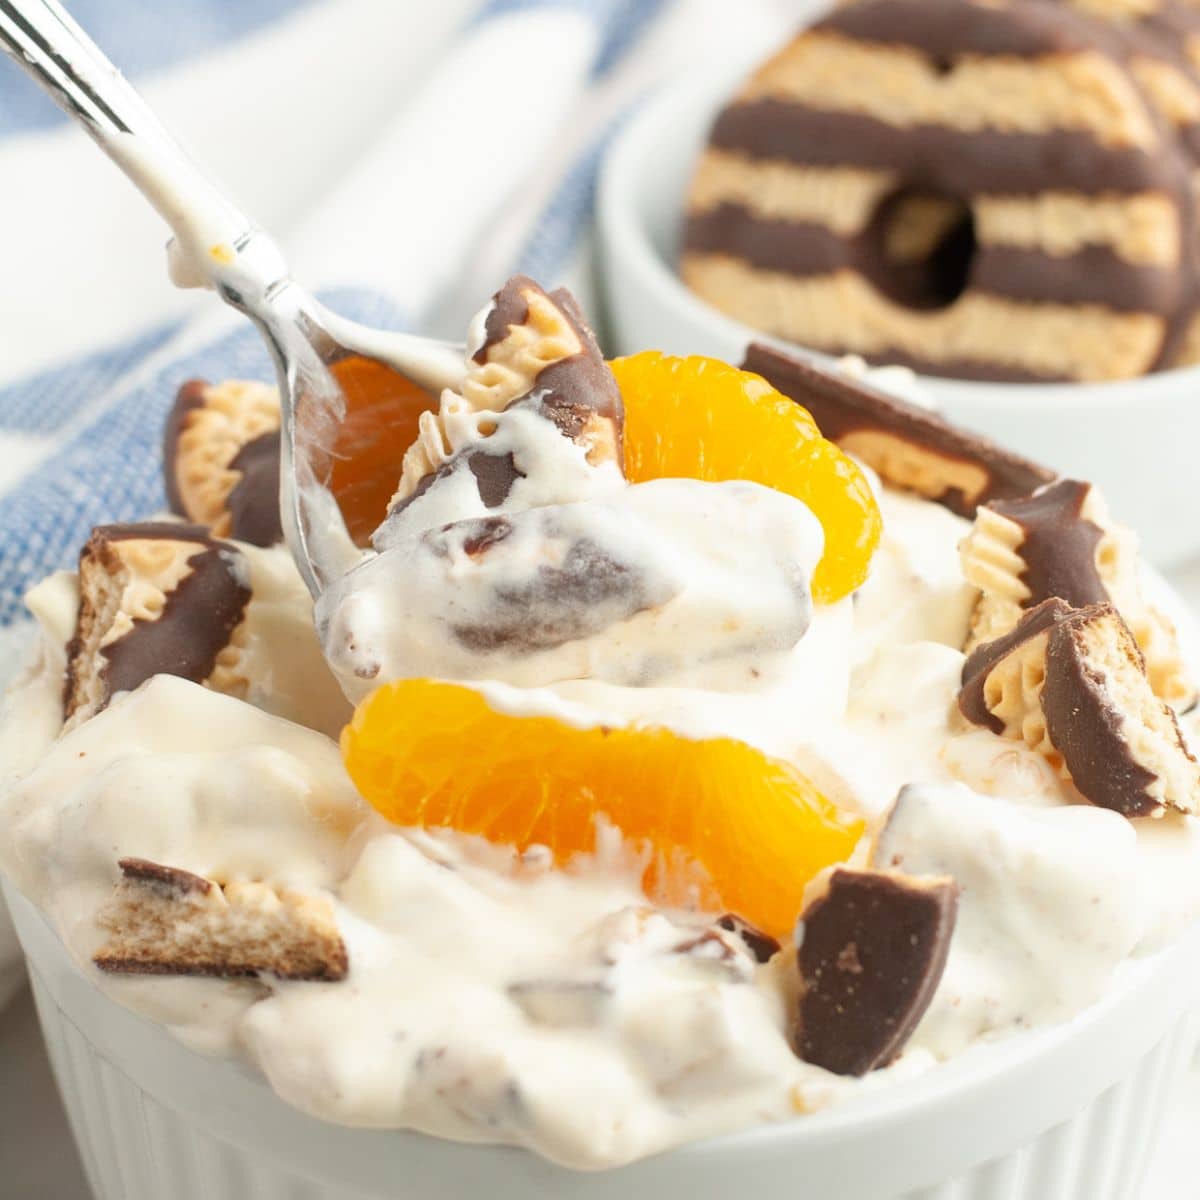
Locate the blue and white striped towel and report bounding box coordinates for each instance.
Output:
[0,0,800,668]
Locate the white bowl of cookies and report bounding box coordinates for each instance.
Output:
[596,0,1200,566]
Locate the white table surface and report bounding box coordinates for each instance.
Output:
[4,554,1200,1196]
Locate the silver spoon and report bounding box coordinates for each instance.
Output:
[0,0,468,597]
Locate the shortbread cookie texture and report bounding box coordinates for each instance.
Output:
[384,276,624,528]
[64,523,251,725]
[742,341,1054,516]
[962,478,1194,708]
[794,867,958,1076]
[958,598,1200,816]
[684,0,1200,381]
[471,280,623,466]
[94,858,347,981]
[164,378,283,546]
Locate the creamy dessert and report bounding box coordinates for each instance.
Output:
[2,278,1200,1170]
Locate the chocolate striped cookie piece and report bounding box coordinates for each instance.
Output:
[95,857,347,982]
[165,379,282,546]
[742,341,1054,516]
[1055,0,1200,159]
[382,276,624,534]
[683,0,1200,381]
[958,598,1200,815]
[64,523,252,726]
[961,478,1195,709]
[1052,0,1200,363]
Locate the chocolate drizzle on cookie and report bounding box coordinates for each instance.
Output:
[489,279,625,465]
[957,598,1200,817]
[468,451,523,509]
[716,913,782,964]
[989,480,1107,610]
[959,597,1072,732]
[1039,610,1162,818]
[226,430,282,547]
[444,522,672,655]
[391,449,526,519]
[742,342,1054,515]
[691,208,1182,315]
[382,278,623,531]
[706,101,1181,196]
[821,0,1098,58]
[474,280,531,364]
[64,522,251,722]
[162,378,284,547]
[529,339,623,461]
[163,380,209,517]
[103,539,247,700]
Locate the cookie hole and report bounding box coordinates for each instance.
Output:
[862,189,976,312]
[930,55,955,76]
[478,418,498,437]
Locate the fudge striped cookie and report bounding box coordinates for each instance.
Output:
[164,379,282,547]
[960,478,1195,709]
[379,276,624,538]
[683,0,1200,381]
[64,523,252,726]
[95,857,347,982]
[957,598,1200,816]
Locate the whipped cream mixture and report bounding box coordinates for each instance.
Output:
[324,477,823,696]
[316,303,825,703]
[3,345,1200,1168]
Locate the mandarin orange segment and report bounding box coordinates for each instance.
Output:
[610,352,880,603]
[326,355,437,545]
[342,679,862,937]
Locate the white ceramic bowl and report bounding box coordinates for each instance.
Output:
[5,864,1200,1200]
[0,907,24,1008]
[0,631,32,1011]
[596,64,1200,568]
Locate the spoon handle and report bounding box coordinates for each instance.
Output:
[0,0,287,296]
[0,0,152,135]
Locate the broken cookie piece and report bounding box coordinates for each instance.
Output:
[94,857,347,981]
[958,599,1200,817]
[742,342,1054,518]
[794,867,957,1077]
[64,522,251,725]
[474,280,623,466]
[384,277,624,527]
[961,478,1194,710]
[437,511,678,657]
[164,378,282,546]
[716,913,781,964]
